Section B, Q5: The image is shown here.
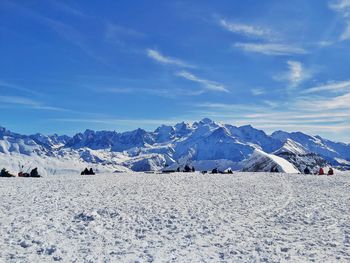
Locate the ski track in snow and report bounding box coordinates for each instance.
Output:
[0,172,349,262]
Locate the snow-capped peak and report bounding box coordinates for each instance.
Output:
[1,118,350,173]
[273,139,308,155]
[199,118,215,125]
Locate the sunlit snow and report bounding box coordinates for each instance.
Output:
[0,172,349,262]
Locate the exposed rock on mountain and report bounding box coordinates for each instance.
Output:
[1,119,350,173]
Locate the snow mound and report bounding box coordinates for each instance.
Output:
[242,149,299,173]
[276,152,329,174]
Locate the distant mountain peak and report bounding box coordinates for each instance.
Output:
[200,118,214,124]
[240,124,254,129]
[1,119,350,172]
[274,139,308,155]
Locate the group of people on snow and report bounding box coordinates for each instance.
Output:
[178,165,195,173]
[0,164,337,177]
[166,165,335,175]
[81,168,95,175]
[0,167,41,177]
[303,167,334,175]
[211,168,233,174]
[1,166,98,177]
[1,166,97,177]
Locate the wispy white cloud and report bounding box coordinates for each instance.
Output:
[263,100,280,108]
[219,19,274,39]
[52,118,186,127]
[49,0,87,17]
[194,102,267,112]
[195,110,347,125]
[250,123,350,132]
[287,61,304,86]
[274,60,311,88]
[302,80,350,94]
[296,92,350,110]
[43,18,105,62]
[105,23,144,41]
[316,40,335,47]
[95,87,137,94]
[329,0,350,16]
[193,100,350,137]
[251,88,265,96]
[234,43,307,56]
[93,86,204,98]
[2,1,104,62]
[0,95,67,111]
[0,80,44,96]
[175,71,229,92]
[244,111,350,120]
[0,95,39,107]
[329,0,350,40]
[146,49,194,68]
[340,22,350,40]
[219,17,308,57]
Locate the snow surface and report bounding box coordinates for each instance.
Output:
[0,172,349,262]
[335,158,350,165]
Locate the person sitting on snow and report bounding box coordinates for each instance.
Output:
[1,168,14,177]
[1,168,8,177]
[184,165,191,173]
[30,167,40,177]
[81,168,89,175]
[319,167,325,175]
[304,167,311,175]
[328,167,334,176]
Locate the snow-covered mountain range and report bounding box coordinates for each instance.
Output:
[1,118,350,174]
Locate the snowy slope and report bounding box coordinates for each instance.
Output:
[0,172,349,262]
[226,124,283,152]
[242,149,299,173]
[272,130,350,163]
[174,125,255,162]
[273,139,308,155]
[30,133,70,149]
[276,152,329,174]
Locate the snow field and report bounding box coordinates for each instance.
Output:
[0,172,349,262]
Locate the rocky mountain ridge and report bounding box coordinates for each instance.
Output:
[1,118,349,173]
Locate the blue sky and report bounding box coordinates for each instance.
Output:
[1,0,350,142]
